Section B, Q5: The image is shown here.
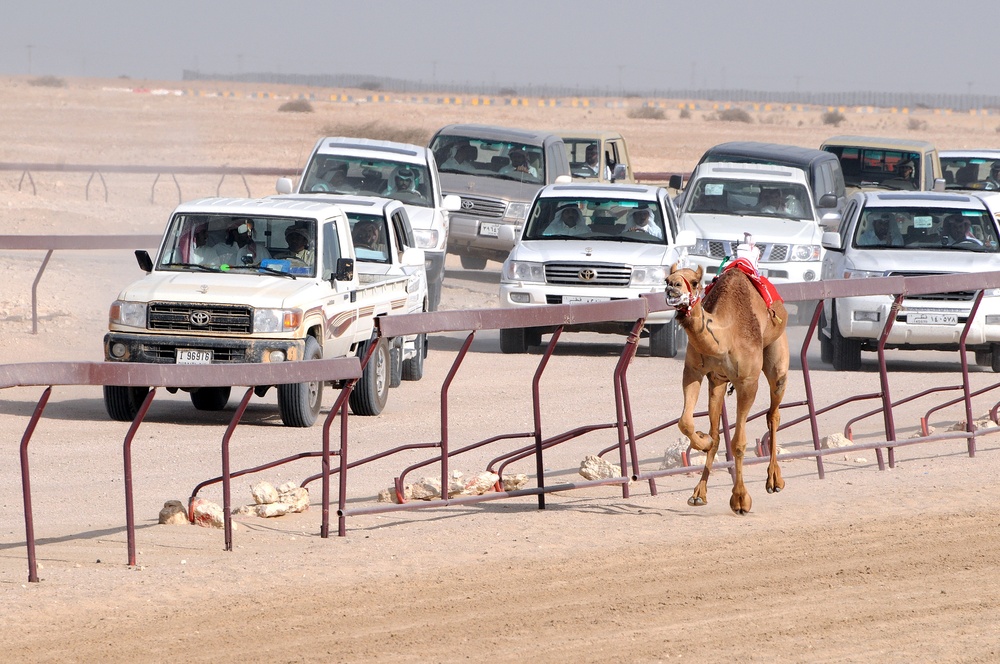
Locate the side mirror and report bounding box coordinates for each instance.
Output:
[135,250,153,273]
[668,174,683,190]
[334,257,355,282]
[401,247,426,267]
[817,193,838,209]
[442,194,461,211]
[673,230,697,248]
[498,225,518,245]
[821,231,843,251]
[932,178,946,192]
[819,212,842,232]
[554,174,572,184]
[276,177,294,194]
[610,163,628,182]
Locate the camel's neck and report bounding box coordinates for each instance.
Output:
[677,304,724,353]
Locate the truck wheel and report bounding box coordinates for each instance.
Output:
[990,345,1000,373]
[500,328,529,354]
[402,333,425,381]
[350,337,390,416]
[190,386,231,411]
[819,309,833,365]
[103,385,150,422]
[460,254,488,270]
[831,309,862,371]
[428,278,442,312]
[389,340,403,388]
[975,348,993,367]
[277,336,324,427]
[648,320,679,358]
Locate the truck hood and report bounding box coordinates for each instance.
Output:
[116,271,319,308]
[509,239,676,266]
[439,172,541,203]
[845,249,1000,275]
[682,212,822,244]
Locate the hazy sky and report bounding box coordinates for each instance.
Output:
[0,1,995,96]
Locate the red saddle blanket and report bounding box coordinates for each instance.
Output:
[705,257,783,309]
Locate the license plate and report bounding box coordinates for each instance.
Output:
[906,313,958,325]
[564,295,611,304]
[176,349,213,364]
[479,222,500,237]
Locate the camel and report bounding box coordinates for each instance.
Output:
[665,261,789,514]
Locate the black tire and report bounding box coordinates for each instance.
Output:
[831,308,862,371]
[460,254,488,270]
[500,328,529,354]
[350,337,390,416]
[277,336,324,427]
[427,278,442,312]
[648,319,679,358]
[402,333,425,381]
[975,349,993,367]
[819,309,833,365]
[991,345,1000,373]
[190,386,231,411]
[103,385,150,422]
[389,340,402,388]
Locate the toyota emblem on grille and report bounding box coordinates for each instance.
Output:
[461,200,475,210]
[190,311,212,326]
[578,268,597,281]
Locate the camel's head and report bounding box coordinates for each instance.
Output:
[666,263,704,315]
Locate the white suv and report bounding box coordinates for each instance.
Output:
[819,190,1000,371]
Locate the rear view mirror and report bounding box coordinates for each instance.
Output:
[673,230,697,248]
[668,174,683,190]
[442,194,461,211]
[498,225,518,245]
[554,175,572,184]
[401,247,426,267]
[276,177,294,194]
[817,193,838,209]
[933,178,946,192]
[334,257,355,282]
[821,231,843,251]
[610,163,627,182]
[135,250,153,273]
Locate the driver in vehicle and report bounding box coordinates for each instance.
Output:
[384,166,426,202]
[623,207,663,238]
[283,225,314,264]
[943,214,984,246]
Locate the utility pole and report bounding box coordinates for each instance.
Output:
[26,44,33,75]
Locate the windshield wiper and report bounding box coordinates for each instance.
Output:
[256,265,298,279]
[161,262,222,273]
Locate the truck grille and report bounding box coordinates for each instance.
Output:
[457,196,506,218]
[707,240,787,263]
[545,262,631,286]
[887,272,976,301]
[142,344,247,363]
[148,302,253,333]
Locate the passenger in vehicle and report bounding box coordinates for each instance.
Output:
[283,225,314,265]
[220,218,270,265]
[757,188,783,214]
[500,150,538,178]
[353,220,382,250]
[542,206,588,237]
[623,207,663,239]
[359,168,384,194]
[943,214,984,246]
[441,144,477,172]
[323,162,358,194]
[190,223,221,265]
[857,213,904,247]
[988,162,1000,188]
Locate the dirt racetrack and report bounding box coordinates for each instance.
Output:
[1,77,1000,662]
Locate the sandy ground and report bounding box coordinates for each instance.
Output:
[2,77,1000,662]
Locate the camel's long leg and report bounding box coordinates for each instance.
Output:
[687,375,727,507]
[677,363,709,450]
[729,377,759,515]
[763,339,790,494]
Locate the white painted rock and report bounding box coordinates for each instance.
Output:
[463,471,499,495]
[277,486,309,513]
[254,502,292,518]
[251,481,279,505]
[822,433,851,449]
[191,498,233,530]
[158,500,188,525]
[579,454,620,480]
[502,474,528,491]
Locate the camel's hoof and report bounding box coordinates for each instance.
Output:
[766,485,781,494]
[687,496,707,507]
[730,494,752,515]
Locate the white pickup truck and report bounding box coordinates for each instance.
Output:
[103,196,417,427]
[499,183,696,357]
[276,137,459,312]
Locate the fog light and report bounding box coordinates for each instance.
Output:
[510,292,531,304]
[985,315,1000,325]
[853,311,880,323]
[803,270,816,281]
[111,342,127,358]
[268,350,286,362]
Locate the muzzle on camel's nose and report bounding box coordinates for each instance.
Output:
[665,284,691,308]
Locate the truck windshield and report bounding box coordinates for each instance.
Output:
[430,135,545,184]
[686,179,812,221]
[302,156,432,208]
[826,147,921,190]
[158,213,318,276]
[853,207,998,251]
[522,197,667,243]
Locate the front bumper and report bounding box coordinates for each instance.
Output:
[499,283,676,325]
[447,212,520,258]
[104,332,306,364]
[833,295,1000,348]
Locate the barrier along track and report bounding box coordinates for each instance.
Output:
[6,270,1000,582]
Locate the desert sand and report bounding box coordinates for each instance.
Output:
[1,77,999,663]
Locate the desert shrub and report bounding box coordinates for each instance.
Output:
[678,107,691,119]
[626,107,666,120]
[497,87,517,97]
[320,120,430,146]
[822,110,846,127]
[716,108,753,123]
[29,75,66,88]
[278,99,314,113]
[907,117,927,131]
[358,81,381,91]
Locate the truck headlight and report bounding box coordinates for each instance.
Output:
[631,265,668,286]
[842,268,886,279]
[503,260,545,283]
[109,300,147,327]
[504,202,528,222]
[412,228,440,249]
[789,244,822,261]
[254,308,302,332]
